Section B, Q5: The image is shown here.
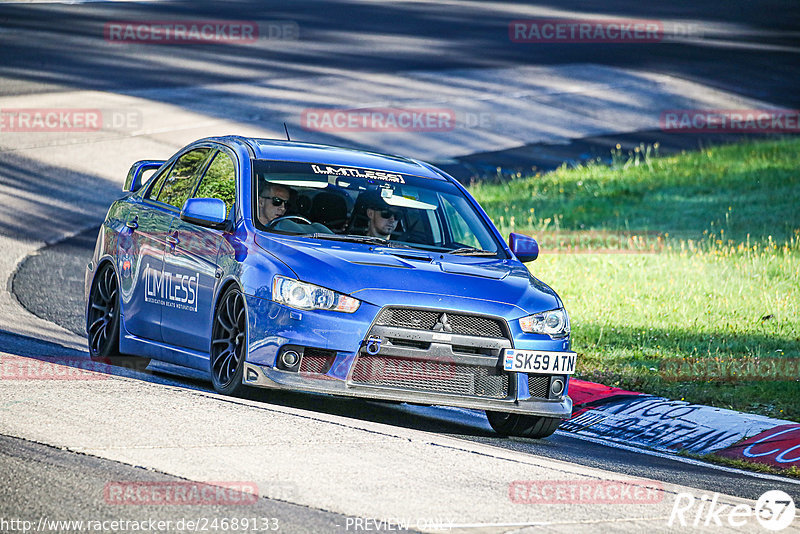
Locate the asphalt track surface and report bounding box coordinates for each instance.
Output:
[1,0,798,175]
[11,227,800,504]
[1,0,798,105]
[0,434,356,533]
[2,1,800,532]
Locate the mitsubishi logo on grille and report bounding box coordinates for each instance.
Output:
[433,313,453,333]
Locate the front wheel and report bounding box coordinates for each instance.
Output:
[486,411,561,439]
[210,285,250,396]
[86,263,150,370]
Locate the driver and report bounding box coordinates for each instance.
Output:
[363,190,403,239]
[258,183,292,225]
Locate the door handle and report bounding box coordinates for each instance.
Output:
[166,235,179,246]
[126,219,138,229]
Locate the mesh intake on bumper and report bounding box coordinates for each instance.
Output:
[299,348,336,374]
[375,308,506,338]
[351,355,509,398]
[528,374,551,398]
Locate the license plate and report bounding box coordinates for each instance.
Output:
[502,349,577,374]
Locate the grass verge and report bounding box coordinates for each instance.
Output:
[678,451,800,480]
[470,138,800,422]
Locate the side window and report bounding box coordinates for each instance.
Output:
[145,162,174,200]
[156,148,211,209]
[194,150,236,214]
[441,196,482,249]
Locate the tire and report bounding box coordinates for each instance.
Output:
[486,411,561,439]
[210,285,250,396]
[87,263,150,370]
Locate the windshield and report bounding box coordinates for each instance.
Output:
[252,160,502,255]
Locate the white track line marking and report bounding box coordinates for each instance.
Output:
[555,430,800,485]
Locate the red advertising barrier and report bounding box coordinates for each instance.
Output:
[564,378,798,472]
[568,378,643,406]
[715,424,800,469]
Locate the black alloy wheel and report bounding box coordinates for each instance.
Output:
[210,285,249,396]
[87,263,149,369]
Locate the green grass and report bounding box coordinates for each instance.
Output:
[470,138,800,422]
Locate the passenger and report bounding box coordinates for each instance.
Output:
[258,183,292,225]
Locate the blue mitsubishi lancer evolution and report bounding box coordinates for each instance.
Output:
[86,136,576,438]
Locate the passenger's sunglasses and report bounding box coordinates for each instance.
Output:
[262,196,289,207]
[379,209,401,220]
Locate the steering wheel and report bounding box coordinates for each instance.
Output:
[266,215,312,229]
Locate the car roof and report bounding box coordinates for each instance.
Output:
[208,135,447,181]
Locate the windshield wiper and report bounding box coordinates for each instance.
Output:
[448,247,498,256]
[309,233,387,245]
[311,233,431,251]
[311,233,413,247]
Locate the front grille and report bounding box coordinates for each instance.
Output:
[528,374,550,398]
[377,308,438,330]
[375,308,505,338]
[351,355,509,398]
[299,348,336,374]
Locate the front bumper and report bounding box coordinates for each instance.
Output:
[243,300,573,418]
[243,361,573,417]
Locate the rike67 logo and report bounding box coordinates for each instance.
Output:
[669,490,796,531]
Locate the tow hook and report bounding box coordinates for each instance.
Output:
[365,336,382,355]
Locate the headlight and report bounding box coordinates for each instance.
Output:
[272,276,360,313]
[519,308,570,338]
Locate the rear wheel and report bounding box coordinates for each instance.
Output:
[210,285,249,396]
[87,263,150,370]
[486,411,561,439]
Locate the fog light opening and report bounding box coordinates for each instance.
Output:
[550,378,565,397]
[281,350,300,368]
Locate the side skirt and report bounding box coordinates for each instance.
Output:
[119,316,210,372]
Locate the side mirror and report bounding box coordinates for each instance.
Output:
[181,198,230,230]
[124,160,165,193]
[509,232,539,262]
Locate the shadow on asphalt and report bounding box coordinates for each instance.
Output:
[0,325,494,439]
[10,222,800,502]
[10,225,494,438]
[2,1,799,107]
[5,328,795,503]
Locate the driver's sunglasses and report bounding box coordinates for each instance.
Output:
[379,209,401,220]
[265,196,289,207]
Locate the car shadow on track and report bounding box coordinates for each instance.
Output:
[0,329,210,391]
[0,327,497,439]
[243,386,498,439]
[12,226,502,439]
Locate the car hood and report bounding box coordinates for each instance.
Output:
[255,234,561,318]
